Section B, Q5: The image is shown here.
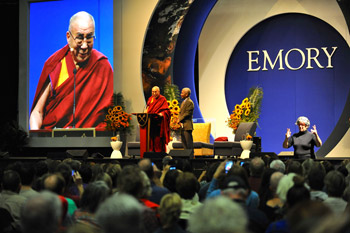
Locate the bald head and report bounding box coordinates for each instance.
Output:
[152,86,160,99]
[44,174,65,195]
[69,11,95,32]
[181,87,191,99]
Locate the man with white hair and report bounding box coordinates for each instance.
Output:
[96,193,143,233]
[20,191,62,233]
[270,159,286,173]
[188,196,248,233]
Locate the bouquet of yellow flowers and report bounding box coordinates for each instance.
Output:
[168,99,181,131]
[105,105,132,133]
[227,87,263,133]
[164,84,182,131]
[105,93,132,137]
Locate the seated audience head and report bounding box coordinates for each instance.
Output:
[324,170,345,197]
[176,172,200,200]
[67,222,99,233]
[286,176,310,208]
[106,164,122,190]
[249,157,265,177]
[163,169,181,193]
[308,212,350,233]
[96,193,143,233]
[158,193,182,229]
[63,159,81,172]
[276,173,296,203]
[2,170,21,193]
[91,164,104,181]
[320,161,334,174]
[80,181,111,213]
[18,163,36,186]
[221,175,249,201]
[302,158,315,177]
[55,162,73,188]
[95,173,113,190]
[269,160,286,174]
[227,164,251,191]
[20,191,62,233]
[336,165,348,178]
[118,165,148,199]
[258,167,277,199]
[270,171,284,193]
[79,163,93,184]
[138,158,154,180]
[307,162,326,191]
[286,200,332,233]
[188,196,248,233]
[175,159,193,173]
[34,160,48,177]
[43,173,66,195]
[286,160,303,175]
[140,170,152,198]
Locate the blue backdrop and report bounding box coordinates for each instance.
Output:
[225,13,350,153]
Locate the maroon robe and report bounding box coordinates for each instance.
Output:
[146,94,171,152]
[31,44,113,129]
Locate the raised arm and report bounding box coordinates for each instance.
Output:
[311,125,322,147]
[30,83,50,130]
[283,128,291,148]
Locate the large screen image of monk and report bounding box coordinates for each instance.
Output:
[30,11,113,130]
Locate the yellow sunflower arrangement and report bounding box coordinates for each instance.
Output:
[227,87,263,133]
[168,99,181,131]
[105,105,132,137]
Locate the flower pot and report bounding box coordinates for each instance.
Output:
[110,141,123,159]
[240,140,253,159]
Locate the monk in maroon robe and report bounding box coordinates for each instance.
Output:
[30,11,113,130]
[145,86,171,152]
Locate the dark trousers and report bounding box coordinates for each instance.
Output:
[181,129,194,156]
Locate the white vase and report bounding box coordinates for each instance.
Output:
[110,141,123,159]
[240,140,253,159]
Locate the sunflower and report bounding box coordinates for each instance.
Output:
[245,109,250,116]
[172,99,179,106]
[115,106,122,111]
[242,98,249,104]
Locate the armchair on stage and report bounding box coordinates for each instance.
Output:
[214,122,259,158]
[172,122,214,156]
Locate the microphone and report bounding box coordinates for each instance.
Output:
[73,68,77,128]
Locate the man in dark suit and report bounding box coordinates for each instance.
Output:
[178,87,194,156]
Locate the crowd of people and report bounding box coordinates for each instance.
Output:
[1,155,350,233]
